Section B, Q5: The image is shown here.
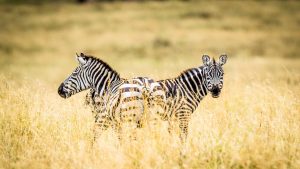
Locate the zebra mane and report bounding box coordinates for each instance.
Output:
[179,68,195,77]
[158,66,203,82]
[177,66,203,79]
[84,55,120,78]
[177,57,219,78]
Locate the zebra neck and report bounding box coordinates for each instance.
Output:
[91,70,121,96]
[174,66,208,102]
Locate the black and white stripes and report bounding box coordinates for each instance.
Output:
[147,54,228,142]
[58,53,160,140]
[58,53,227,142]
[58,53,120,99]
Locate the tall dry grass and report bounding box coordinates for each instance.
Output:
[1,58,299,169]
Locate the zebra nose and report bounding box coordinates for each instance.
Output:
[58,83,66,98]
[212,85,220,93]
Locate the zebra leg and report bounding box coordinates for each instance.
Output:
[93,113,111,141]
[119,108,141,141]
[112,122,122,141]
[167,120,174,134]
[147,94,166,131]
[147,106,159,131]
[123,120,139,141]
[178,113,191,144]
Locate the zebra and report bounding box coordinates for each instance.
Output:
[57,53,161,140]
[146,54,228,142]
[58,53,121,136]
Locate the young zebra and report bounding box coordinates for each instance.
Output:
[148,54,228,142]
[57,53,161,140]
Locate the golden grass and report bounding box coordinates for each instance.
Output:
[0,1,300,169]
[1,58,299,169]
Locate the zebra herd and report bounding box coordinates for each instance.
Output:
[58,53,227,142]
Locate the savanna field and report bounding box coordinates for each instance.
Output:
[0,1,299,169]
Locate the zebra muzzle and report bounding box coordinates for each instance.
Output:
[211,87,220,98]
[58,83,67,98]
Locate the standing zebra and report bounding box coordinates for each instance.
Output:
[147,54,228,142]
[57,53,161,140]
[58,53,122,137]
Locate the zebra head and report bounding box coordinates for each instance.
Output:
[58,53,92,98]
[202,54,227,98]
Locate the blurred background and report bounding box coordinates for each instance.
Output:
[0,0,299,86]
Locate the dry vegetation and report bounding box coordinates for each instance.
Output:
[0,1,299,169]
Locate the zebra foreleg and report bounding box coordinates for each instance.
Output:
[178,113,191,144]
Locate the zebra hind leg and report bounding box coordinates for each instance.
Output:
[112,122,122,141]
[93,114,111,143]
[167,120,175,134]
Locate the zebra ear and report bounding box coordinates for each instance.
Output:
[76,53,87,65]
[202,55,211,66]
[219,54,227,66]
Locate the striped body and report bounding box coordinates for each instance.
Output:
[146,55,228,142]
[157,67,208,141]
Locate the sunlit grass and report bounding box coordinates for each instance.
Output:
[1,58,299,169]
